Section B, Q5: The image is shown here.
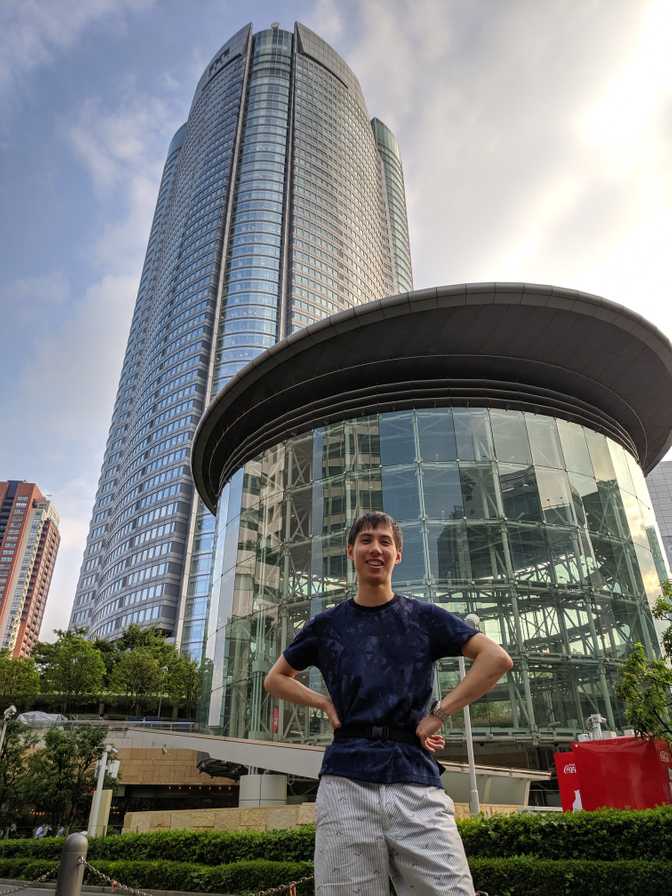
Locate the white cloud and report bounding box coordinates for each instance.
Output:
[0,0,155,100]
[68,92,181,273]
[0,271,69,332]
[7,272,137,461]
[18,89,183,634]
[317,0,671,339]
[2,270,137,640]
[40,475,100,637]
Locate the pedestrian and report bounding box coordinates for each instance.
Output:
[264,510,513,895]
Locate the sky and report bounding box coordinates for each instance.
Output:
[1,0,671,639]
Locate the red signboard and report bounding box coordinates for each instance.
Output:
[555,737,672,811]
[554,749,583,812]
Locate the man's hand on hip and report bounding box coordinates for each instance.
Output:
[321,697,341,730]
[416,714,445,752]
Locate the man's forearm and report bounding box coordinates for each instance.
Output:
[264,672,327,710]
[438,648,511,716]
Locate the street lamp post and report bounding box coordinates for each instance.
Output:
[157,666,169,720]
[460,614,481,816]
[87,745,118,838]
[0,705,17,757]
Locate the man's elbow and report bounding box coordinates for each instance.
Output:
[263,672,275,694]
[495,647,514,675]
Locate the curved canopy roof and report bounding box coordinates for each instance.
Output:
[192,283,672,511]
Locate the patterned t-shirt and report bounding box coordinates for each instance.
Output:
[283,593,477,787]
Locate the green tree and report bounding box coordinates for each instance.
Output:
[0,721,37,836]
[165,654,201,716]
[22,725,106,833]
[0,651,40,702]
[617,582,672,742]
[114,625,175,666]
[33,630,105,709]
[109,648,162,712]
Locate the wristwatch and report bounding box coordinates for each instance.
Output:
[430,699,450,723]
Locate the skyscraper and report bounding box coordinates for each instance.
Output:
[69,23,412,653]
[646,460,672,571]
[0,481,60,656]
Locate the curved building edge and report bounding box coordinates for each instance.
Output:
[192,282,672,512]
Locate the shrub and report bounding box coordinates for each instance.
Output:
[470,857,672,895]
[459,806,672,861]
[86,826,317,865]
[1,854,671,896]
[0,858,56,880]
[1,806,672,874]
[0,857,314,895]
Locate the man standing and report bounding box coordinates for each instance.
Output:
[264,511,513,895]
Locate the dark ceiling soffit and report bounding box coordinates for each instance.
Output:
[201,372,635,509]
[191,283,672,511]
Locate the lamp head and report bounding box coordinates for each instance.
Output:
[3,706,17,721]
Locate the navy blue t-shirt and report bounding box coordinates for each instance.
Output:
[283,593,477,788]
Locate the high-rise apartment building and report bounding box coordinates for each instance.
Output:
[0,481,60,657]
[646,460,672,572]
[69,22,412,653]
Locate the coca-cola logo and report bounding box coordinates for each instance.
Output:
[563,763,577,774]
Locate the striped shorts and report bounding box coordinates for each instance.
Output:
[314,774,475,895]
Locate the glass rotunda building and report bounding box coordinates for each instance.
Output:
[192,283,672,767]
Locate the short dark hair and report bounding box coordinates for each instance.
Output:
[347,511,403,551]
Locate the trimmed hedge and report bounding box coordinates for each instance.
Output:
[460,805,672,861]
[2,807,671,864]
[469,857,672,896]
[0,857,314,895]
[0,858,55,880]
[0,827,317,865]
[2,856,671,896]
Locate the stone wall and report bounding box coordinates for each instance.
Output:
[122,801,519,833]
[117,747,233,786]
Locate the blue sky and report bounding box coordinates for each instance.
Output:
[1,0,671,638]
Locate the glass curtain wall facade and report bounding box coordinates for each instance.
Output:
[202,407,664,744]
[69,23,411,647]
[371,118,413,293]
[646,460,672,571]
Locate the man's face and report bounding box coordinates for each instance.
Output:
[347,523,402,585]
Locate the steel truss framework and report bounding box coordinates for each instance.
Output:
[199,409,664,745]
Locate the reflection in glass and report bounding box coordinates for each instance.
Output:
[466,524,508,583]
[584,430,615,482]
[454,409,494,461]
[459,464,500,519]
[525,414,564,469]
[417,410,457,462]
[490,409,532,464]
[499,464,541,522]
[381,467,420,521]
[379,412,415,466]
[508,525,551,585]
[202,407,662,746]
[536,468,575,527]
[427,522,469,583]
[557,419,593,476]
[608,441,636,495]
[395,523,425,583]
[422,465,463,520]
